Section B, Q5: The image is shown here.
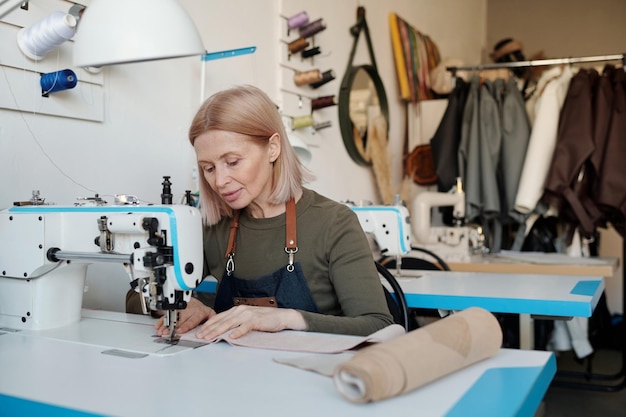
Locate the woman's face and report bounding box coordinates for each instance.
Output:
[194,130,280,214]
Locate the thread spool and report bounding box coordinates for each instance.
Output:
[309,69,335,89]
[311,95,337,110]
[292,114,314,130]
[293,69,322,86]
[287,11,309,30]
[314,121,332,131]
[301,46,321,59]
[288,38,309,55]
[17,11,77,60]
[40,69,77,96]
[299,18,326,39]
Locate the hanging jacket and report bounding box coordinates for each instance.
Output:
[478,79,502,219]
[596,68,626,237]
[500,76,532,221]
[514,66,573,215]
[457,76,530,249]
[590,65,616,195]
[458,76,483,222]
[542,68,601,241]
[430,78,469,194]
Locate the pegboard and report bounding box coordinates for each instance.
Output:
[0,0,104,122]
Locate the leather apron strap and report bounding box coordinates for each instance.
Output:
[214,196,319,313]
[284,198,298,272]
[224,198,298,275]
[224,210,241,276]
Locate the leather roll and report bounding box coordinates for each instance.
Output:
[333,307,502,403]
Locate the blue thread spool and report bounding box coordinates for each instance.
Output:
[40,69,77,95]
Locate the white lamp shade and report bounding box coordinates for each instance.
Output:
[73,0,205,67]
[288,131,312,166]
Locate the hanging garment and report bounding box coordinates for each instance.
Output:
[514,66,573,215]
[542,68,602,242]
[525,66,563,126]
[430,78,469,193]
[479,79,505,250]
[457,77,509,250]
[477,79,503,217]
[458,76,483,223]
[548,229,595,359]
[500,76,532,221]
[590,65,616,193]
[389,13,441,104]
[596,68,626,237]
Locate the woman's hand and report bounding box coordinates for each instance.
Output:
[194,305,307,341]
[155,297,216,336]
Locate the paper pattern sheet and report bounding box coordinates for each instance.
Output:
[180,323,406,354]
[274,352,356,377]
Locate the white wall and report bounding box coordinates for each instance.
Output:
[486,0,626,61]
[0,0,486,311]
[278,0,486,204]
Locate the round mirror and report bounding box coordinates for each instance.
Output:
[338,64,390,166]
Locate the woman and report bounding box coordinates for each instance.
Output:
[156,85,393,340]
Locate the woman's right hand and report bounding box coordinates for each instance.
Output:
[155,297,216,336]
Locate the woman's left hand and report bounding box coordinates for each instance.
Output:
[194,305,307,340]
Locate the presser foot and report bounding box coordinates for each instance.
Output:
[153,332,181,346]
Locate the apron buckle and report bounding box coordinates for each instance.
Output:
[226,254,235,276]
[285,247,298,272]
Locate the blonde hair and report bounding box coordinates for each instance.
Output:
[189,85,312,225]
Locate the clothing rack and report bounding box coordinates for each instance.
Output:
[446,51,626,392]
[446,53,625,75]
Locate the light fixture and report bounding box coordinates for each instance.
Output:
[73,0,205,67]
[287,130,312,166]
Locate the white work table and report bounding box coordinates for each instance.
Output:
[393,270,604,318]
[390,269,604,350]
[197,270,603,350]
[198,270,604,319]
[0,310,555,417]
[447,253,618,278]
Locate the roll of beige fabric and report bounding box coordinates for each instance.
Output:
[333,307,503,403]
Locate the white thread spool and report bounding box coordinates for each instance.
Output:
[17,11,77,60]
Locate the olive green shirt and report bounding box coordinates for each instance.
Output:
[197,188,394,336]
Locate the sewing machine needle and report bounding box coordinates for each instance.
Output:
[168,309,179,343]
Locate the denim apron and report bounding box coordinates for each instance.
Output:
[213,198,319,313]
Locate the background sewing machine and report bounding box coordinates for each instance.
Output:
[411,180,483,263]
[347,198,412,259]
[348,181,483,265]
[0,194,203,339]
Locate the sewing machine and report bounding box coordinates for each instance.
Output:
[411,180,482,263]
[0,197,203,338]
[347,199,412,258]
[348,180,482,264]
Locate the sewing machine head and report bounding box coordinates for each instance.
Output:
[411,179,484,262]
[0,198,203,334]
[347,200,412,258]
[347,180,484,265]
